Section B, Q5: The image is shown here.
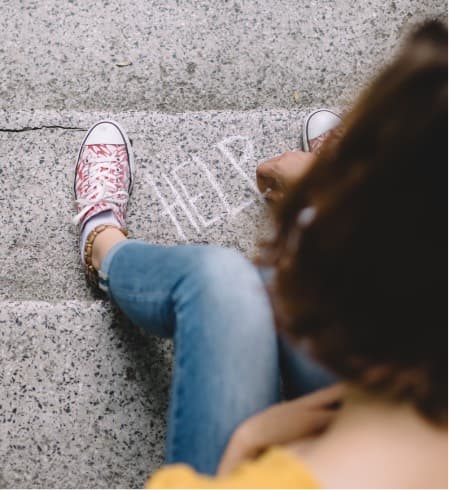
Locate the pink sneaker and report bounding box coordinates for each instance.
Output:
[302,108,342,153]
[73,120,134,229]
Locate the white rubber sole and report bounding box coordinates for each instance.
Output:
[73,119,135,197]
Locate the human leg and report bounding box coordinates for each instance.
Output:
[73,121,280,474]
[278,337,339,399]
[258,267,338,399]
[99,241,280,475]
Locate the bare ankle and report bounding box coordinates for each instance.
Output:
[91,227,127,271]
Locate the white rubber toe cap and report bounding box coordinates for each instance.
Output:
[84,121,126,145]
[306,110,341,140]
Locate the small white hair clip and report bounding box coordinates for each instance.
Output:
[297,206,317,228]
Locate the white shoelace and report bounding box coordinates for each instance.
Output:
[73,158,129,226]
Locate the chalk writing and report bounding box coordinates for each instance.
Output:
[148,135,262,239]
[147,174,200,240]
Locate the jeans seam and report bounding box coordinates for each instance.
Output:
[165,315,185,464]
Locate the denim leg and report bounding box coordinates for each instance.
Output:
[99,240,280,475]
[257,266,338,399]
[279,337,339,399]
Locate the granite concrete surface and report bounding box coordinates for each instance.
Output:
[0,108,307,487]
[0,0,445,113]
[0,109,306,302]
[2,1,446,487]
[0,300,171,488]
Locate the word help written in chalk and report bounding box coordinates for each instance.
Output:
[147,136,262,239]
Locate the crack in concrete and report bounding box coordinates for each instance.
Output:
[0,125,85,133]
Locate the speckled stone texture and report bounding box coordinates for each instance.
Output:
[0,108,304,488]
[0,301,171,488]
[0,109,305,302]
[0,0,446,113]
[1,0,446,487]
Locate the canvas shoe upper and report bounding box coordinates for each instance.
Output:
[302,109,342,153]
[73,120,134,229]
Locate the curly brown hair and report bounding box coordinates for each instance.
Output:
[264,20,448,424]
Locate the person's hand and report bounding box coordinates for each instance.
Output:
[217,384,344,476]
[256,150,315,203]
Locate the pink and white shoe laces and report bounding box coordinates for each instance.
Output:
[73,144,131,228]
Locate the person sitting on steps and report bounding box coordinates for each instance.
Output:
[72,20,447,489]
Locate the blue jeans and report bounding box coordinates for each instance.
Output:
[99,240,336,475]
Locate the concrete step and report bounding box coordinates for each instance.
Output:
[0,300,171,489]
[0,0,444,113]
[0,108,308,302]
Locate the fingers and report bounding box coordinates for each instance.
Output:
[217,428,260,477]
[217,386,343,477]
[256,150,315,201]
[257,158,286,204]
[302,408,339,434]
[263,188,284,202]
[216,445,239,477]
[256,158,280,194]
[257,174,276,195]
[302,383,346,408]
[256,157,279,179]
[218,404,339,477]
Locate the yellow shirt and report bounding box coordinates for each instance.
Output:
[147,447,320,489]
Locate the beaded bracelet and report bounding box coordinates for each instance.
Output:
[84,224,128,288]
